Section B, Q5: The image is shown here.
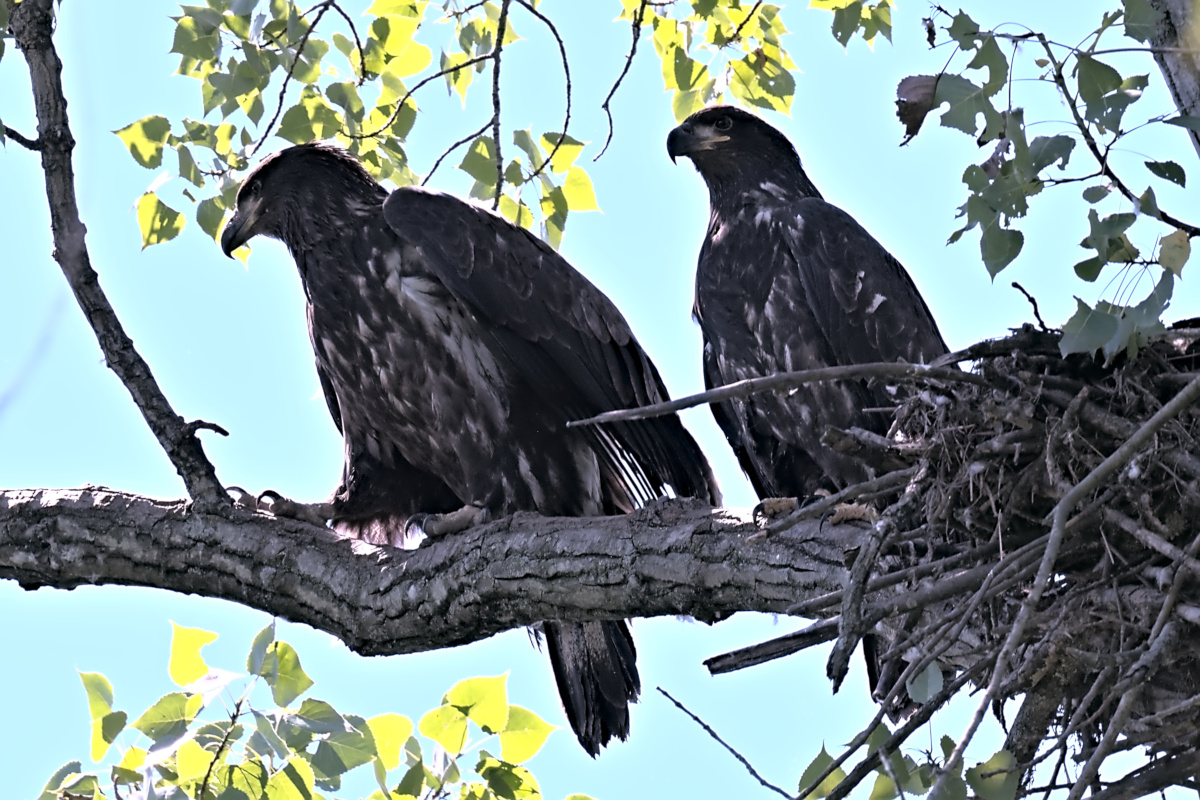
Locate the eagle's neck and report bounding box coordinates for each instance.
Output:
[702,156,822,216]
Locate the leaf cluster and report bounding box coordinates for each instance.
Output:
[897,2,1199,358]
[39,622,571,800]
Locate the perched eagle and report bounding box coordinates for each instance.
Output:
[666,106,947,500]
[220,143,721,755]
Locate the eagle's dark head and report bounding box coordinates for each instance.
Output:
[666,105,821,204]
[220,142,387,256]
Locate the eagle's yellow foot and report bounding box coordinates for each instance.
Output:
[405,504,490,539]
[829,502,878,525]
[752,496,800,526]
[254,489,334,527]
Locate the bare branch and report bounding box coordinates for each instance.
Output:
[658,688,792,798]
[254,0,335,157]
[569,363,984,428]
[10,0,227,511]
[490,0,511,210]
[513,0,572,186]
[596,0,649,161]
[3,124,43,150]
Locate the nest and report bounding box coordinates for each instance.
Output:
[751,325,1200,797]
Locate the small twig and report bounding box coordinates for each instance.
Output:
[1011,282,1049,333]
[183,419,231,438]
[423,119,492,185]
[729,0,764,43]
[1036,34,1200,238]
[570,363,984,427]
[596,0,649,161]
[253,0,334,157]
[656,687,791,799]
[323,0,366,86]
[354,53,494,140]
[199,696,245,800]
[3,124,43,150]
[514,0,572,185]
[489,0,511,211]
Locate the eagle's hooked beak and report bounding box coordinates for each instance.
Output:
[667,120,728,164]
[220,195,263,257]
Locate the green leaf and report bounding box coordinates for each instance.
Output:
[176,738,213,783]
[798,745,848,799]
[445,674,509,733]
[37,763,83,800]
[1165,115,1200,132]
[265,756,316,800]
[248,623,275,675]
[80,671,116,720]
[459,136,499,189]
[934,74,1004,141]
[256,641,314,706]
[366,713,413,772]
[169,622,218,686]
[277,86,344,143]
[966,750,1019,800]
[1159,229,1191,276]
[418,705,469,753]
[476,753,541,799]
[1145,160,1186,187]
[1076,55,1122,106]
[132,691,203,743]
[1082,184,1112,203]
[137,192,187,248]
[905,661,943,704]
[562,167,599,213]
[499,705,556,764]
[1137,186,1161,220]
[92,711,128,762]
[730,48,795,113]
[869,773,899,800]
[313,727,377,777]
[198,196,228,242]
[222,758,270,799]
[540,132,585,173]
[292,698,353,733]
[115,115,173,169]
[1123,0,1163,42]
[981,225,1023,277]
[1060,298,1120,356]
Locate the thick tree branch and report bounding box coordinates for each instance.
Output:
[10,0,227,511]
[0,488,865,656]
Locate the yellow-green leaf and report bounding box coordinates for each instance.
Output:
[367,713,413,771]
[115,115,172,169]
[169,623,218,687]
[137,192,186,248]
[445,674,508,733]
[257,641,314,707]
[79,671,115,720]
[540,133,585,173]
[175,738,212,784]
[265,756,315,800]
[1159,229,1191,276]
[561,167,599,212]
[91,710,128,761]
[499,705,556,764]
[965,749,1019,800]
[132,692,203,743]
[418,705,469,753]
[798,745,848,799]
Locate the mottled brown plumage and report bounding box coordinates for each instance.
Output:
[221,143,721,755]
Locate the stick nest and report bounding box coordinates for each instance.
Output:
[797,324,1200,791]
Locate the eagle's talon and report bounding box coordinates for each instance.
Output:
[405,504,490,539]
[255,489,333,527]
[828,501,878,525]
[752,496,800,526]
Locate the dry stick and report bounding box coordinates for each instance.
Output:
[513,0,572,186]
[1102,508,1200,580]
[656,688,791,800]
[729,0,765,42]
[10,0,227,511]
[570,363,984,427]
[1083,751,1200,800]
[595,0,649,161]
[1066,524,1200,800]
[931,372,1200,800]
[322,1,366,86]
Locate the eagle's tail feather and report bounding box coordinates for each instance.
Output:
[543,619,640,757]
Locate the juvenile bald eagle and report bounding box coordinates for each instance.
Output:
[666,106,947,500]
[220,143,721,756]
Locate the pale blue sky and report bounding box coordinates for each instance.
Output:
[2,2,1196,798]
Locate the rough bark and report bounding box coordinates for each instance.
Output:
[0,487,863,656]
[1149,0,1200,160]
